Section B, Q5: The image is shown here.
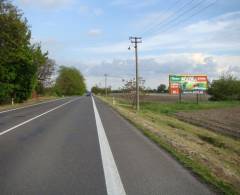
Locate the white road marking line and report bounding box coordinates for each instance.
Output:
[0,98,67,114]
[0,98,80,136]
[92,97,126,195]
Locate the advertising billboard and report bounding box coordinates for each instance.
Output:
[169,75,208,95]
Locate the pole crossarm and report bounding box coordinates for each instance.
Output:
[129,36,142,111]
[129,37,142,43]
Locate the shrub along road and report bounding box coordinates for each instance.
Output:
[0,96,213,194]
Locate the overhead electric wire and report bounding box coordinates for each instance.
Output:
[144,0,207,36]
[154,0,217,35]
[140,0,183,36]
[141,0,197,36]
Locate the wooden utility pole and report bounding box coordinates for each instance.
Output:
[129,37,142,111]
[104,74,108,97]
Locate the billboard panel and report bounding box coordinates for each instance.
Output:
[169,75,208,95]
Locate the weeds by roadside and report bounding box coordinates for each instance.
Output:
[99,96,240,195]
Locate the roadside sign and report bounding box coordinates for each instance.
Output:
[169,75,208,95]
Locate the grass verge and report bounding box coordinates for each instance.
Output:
[99,96,240,195]
[140,100,240,115]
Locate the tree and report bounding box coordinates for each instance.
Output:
[120,78,146,105]
[91,85,111,95]
[157,84,167,93]
[37,58,55,86]
[0,0,37,103]
[32,44,56,95]
[55,66,86,96]
[32,43,56,89]
[208,74,240,101]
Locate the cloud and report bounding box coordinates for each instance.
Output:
[17,0,74,9]
[142,11,240,52]
[111,0,156,9]
[86,11,240,55]
[72,53,240,89]
[132,12,172,32]
[88,29,102,37]
[86,41,128,53]
[78,5,103,16]
[93,8,104,16]
[45,51,239,90]
[79,5,89,14]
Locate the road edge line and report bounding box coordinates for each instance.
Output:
[92,96,126,195]
[0,98,79,136]
[0,97,68,114]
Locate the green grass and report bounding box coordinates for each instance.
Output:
[99,96,240,194]
[198,135,226,148]
[140,101,240,115]
[141,129,236,195]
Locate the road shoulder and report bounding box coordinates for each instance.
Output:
[95,97,214,195]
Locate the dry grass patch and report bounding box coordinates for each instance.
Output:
[100,96,240,195]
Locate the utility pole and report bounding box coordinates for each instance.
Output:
[104,74,108,97]
[129,36,142,111]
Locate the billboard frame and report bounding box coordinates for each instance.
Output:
[169,74,208,103]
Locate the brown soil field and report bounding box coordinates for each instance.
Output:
[112,93,210,102]
[175,107,240,138]
[142,93,210,102]
[111,94,240,138]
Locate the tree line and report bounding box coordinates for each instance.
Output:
[208,75,240,101]
[0,0,86,104]
[91,75,240,101]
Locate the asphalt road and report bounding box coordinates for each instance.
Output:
[0,96,214,195]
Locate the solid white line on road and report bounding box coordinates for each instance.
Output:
[0,98,80,137]
[92,97,126,195]
[0,98,67,114]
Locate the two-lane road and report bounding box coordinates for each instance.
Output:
[0,96,213,194]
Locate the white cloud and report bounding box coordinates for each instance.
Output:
[43,50,239,90]
[143,11,240,51]
[93,8,104,16]
[71,53,240,89]
[111,0,156,9]
[66,11,240,89]
[78,5,103,16]
[88,29,102,37]
[18,0,74,9]
[79,5,89,14]
[86,11,240,54]
[132,11,172,31]
[86,41,128,53]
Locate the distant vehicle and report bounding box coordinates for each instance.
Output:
[86,92,92,97]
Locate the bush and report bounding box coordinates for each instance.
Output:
[91,86,111,95]
[208,75,240,101]
[55,66,86,96]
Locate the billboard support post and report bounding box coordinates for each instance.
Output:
[179,87,182,103]
[169,75,208,98]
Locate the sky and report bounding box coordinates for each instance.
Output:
[13,0,240,89]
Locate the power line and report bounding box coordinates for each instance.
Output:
[154,0,217,35]
[146,0,208,36]
[141,0,183,36]
[141,0,197,36]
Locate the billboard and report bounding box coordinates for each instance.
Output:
[169,75,208,95]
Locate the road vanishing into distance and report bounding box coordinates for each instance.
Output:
[0,96,213,195]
